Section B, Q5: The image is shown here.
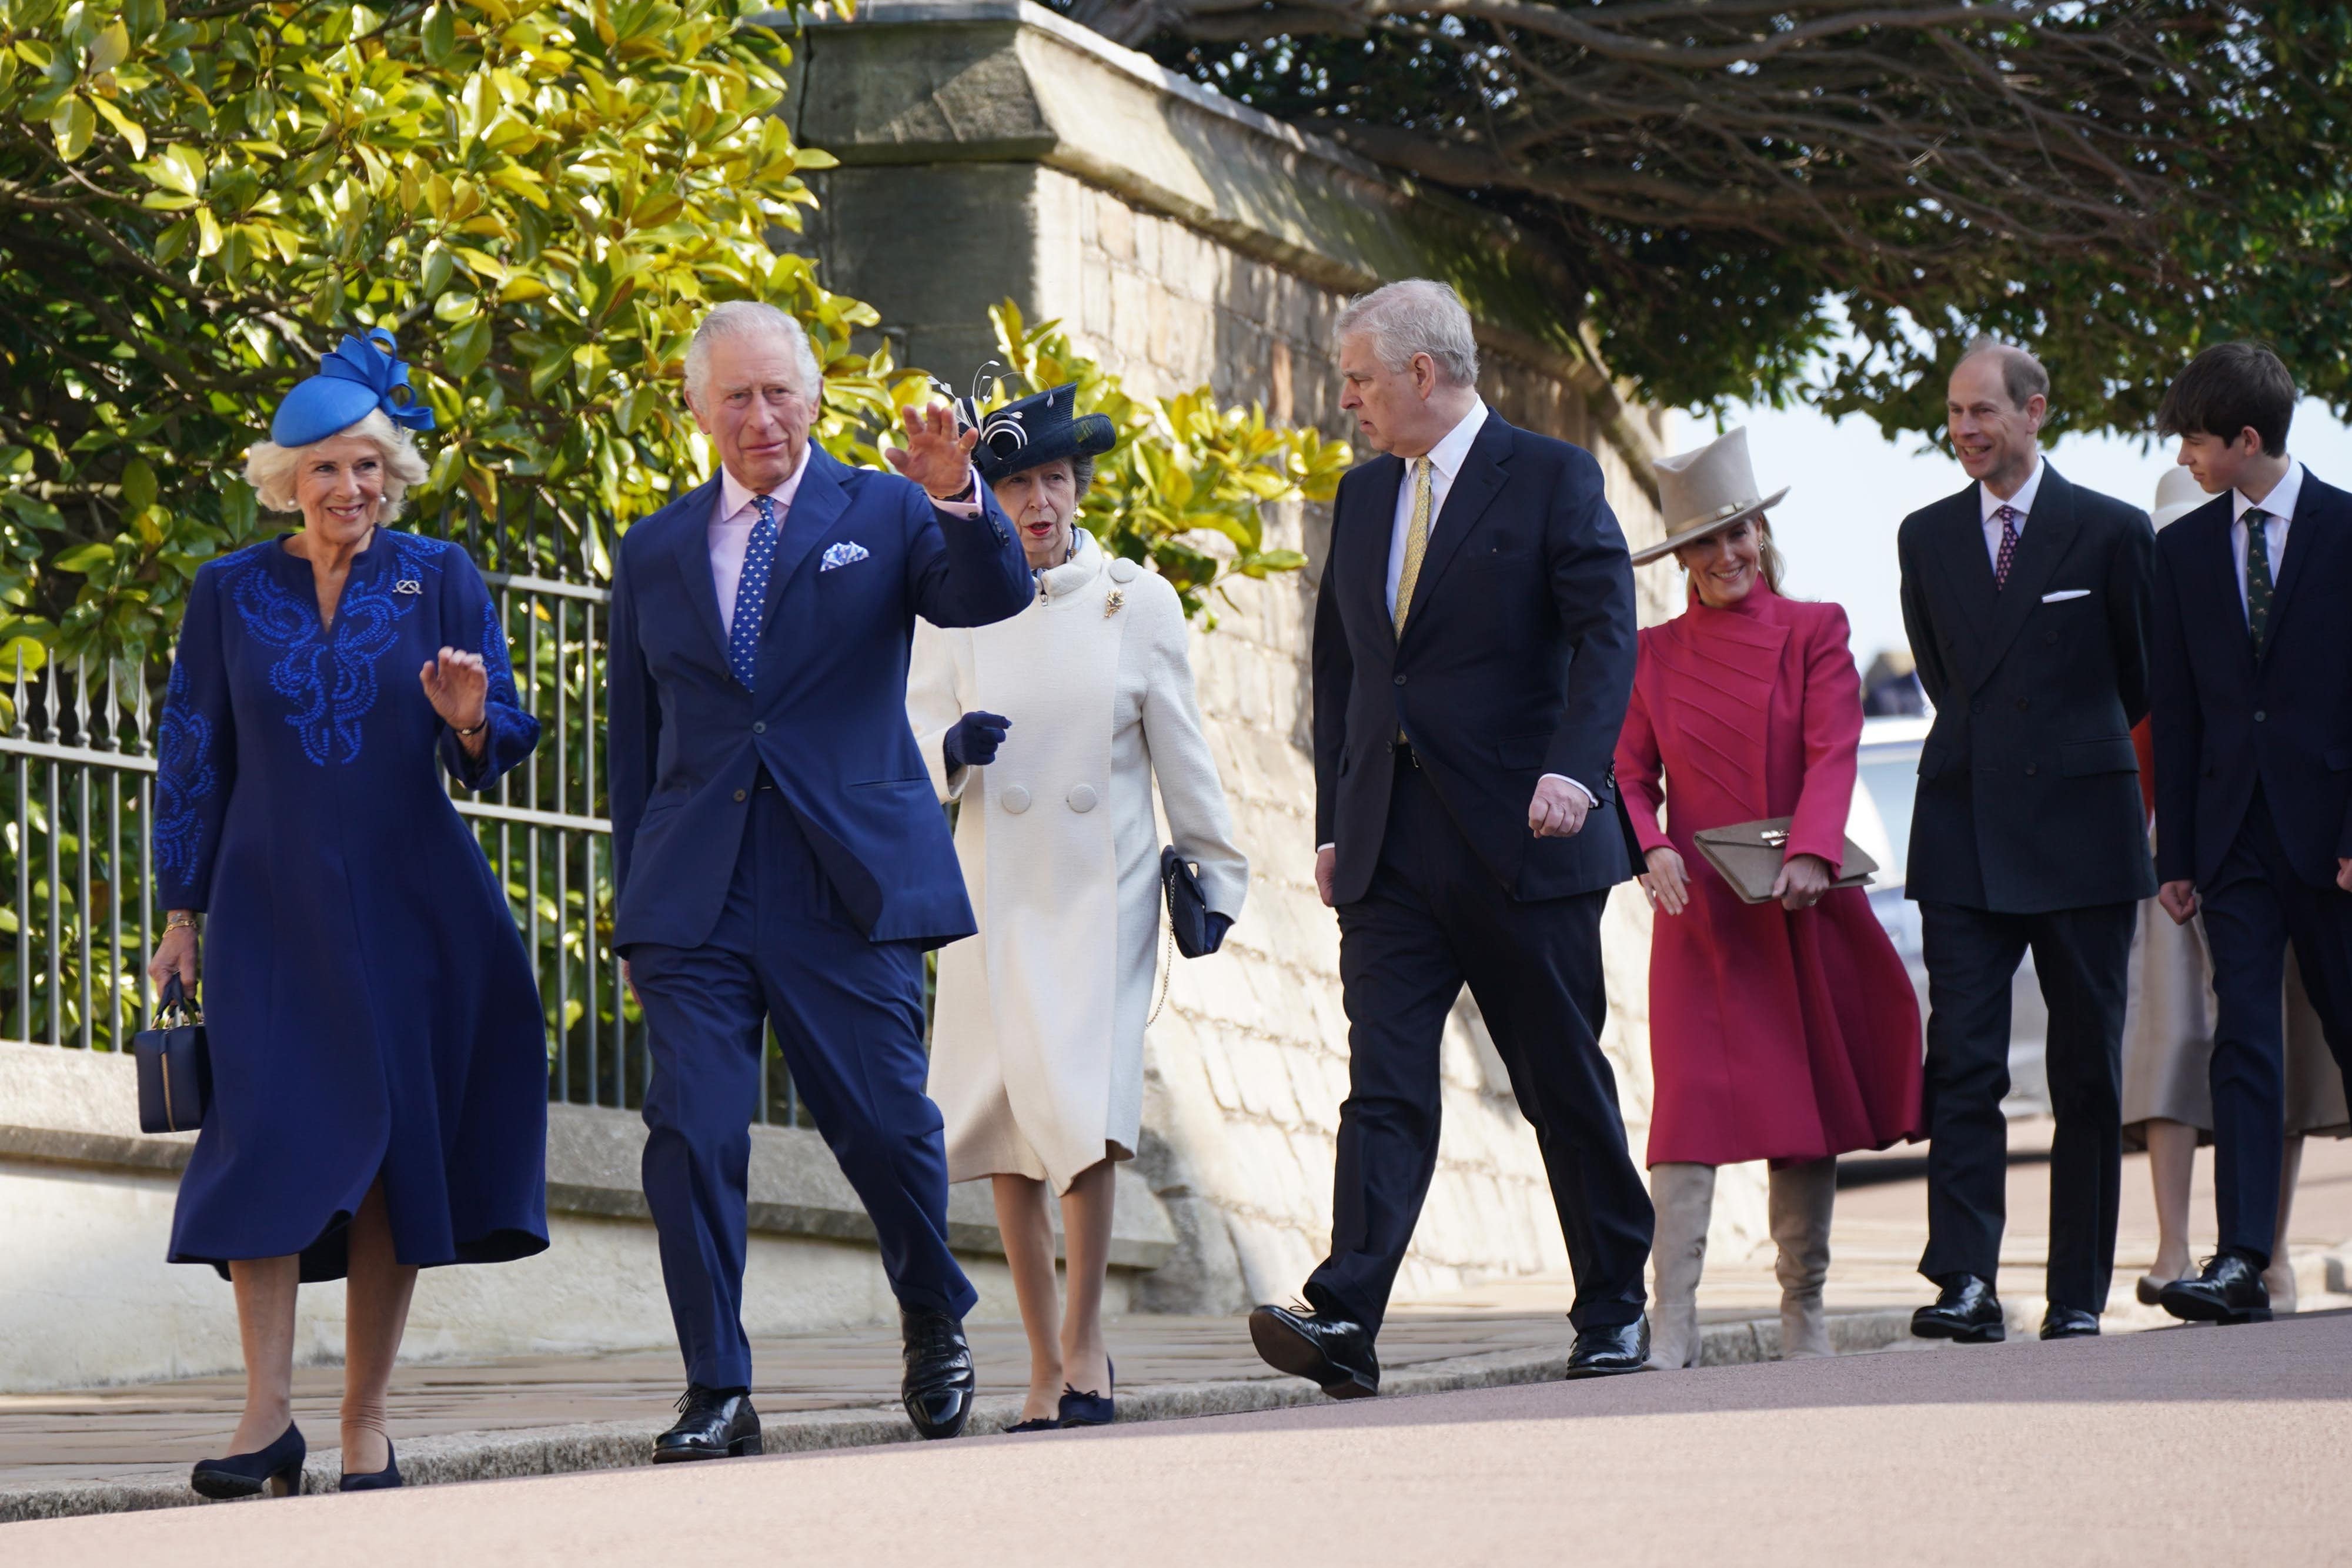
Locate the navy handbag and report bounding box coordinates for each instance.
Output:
[135,976,212,1134]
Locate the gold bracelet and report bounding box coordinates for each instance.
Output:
[165,914,198,933]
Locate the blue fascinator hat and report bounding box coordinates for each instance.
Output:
[269,326,437,448]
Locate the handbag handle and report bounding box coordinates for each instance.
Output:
[152,973,205,1030]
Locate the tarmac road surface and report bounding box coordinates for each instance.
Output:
[12,1310,2346,1567]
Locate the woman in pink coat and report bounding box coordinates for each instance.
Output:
[1616,428,1923,1370]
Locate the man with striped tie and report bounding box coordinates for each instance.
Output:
[1897,339,2156,1346]
[1251,280,1656,1393]
[2150,342,2352,1325]
[606,302,1030,1458]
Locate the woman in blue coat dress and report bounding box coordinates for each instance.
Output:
[145,330,548,1498]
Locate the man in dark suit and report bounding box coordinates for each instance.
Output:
[1248,280,1654,1394]
[1897,339,2156,1344]
[2150,341,2352,1324]
[607,302,1030,1456]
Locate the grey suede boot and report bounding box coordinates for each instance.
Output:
[1770,1157,1838,1359]
[1645,1162,1716,1370]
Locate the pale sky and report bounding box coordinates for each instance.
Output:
[1678,396,2352,668]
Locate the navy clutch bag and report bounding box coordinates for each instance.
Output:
[135,977,212,1134]
[1161,847,1214,959]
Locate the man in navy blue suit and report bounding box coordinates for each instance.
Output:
[2151,341,2352,1325]
[1248,280,1655,1395]
[607,302,1030,1456]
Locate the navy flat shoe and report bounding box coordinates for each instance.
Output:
[192,1422,306,1500]
[1058,1358,1115,1428]
[1004,1416,1061,1434]
[340,1439,403,1492]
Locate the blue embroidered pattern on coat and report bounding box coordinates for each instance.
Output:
[481,597,520,710]
[153,654,216,883]
[222,533,445,766]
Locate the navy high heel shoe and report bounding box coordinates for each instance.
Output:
[1057,1358,1115,1428]
[340,1439,403,1492]
[191,1422,306,1500]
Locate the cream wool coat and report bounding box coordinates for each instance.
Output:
[909,530,1248,1193]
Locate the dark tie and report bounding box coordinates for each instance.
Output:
[1992,504,2022,590]
[2244,506,2276,652]
[729,495,778,691]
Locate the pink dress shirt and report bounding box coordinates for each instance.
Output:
[709,452,985,635]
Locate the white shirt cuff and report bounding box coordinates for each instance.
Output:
[1542,773,1598,807]
[930,465,987,516]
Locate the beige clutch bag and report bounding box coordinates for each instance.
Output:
[1689,816,1877,905]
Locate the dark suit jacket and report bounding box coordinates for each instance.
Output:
[1312,409,1637,906]
[606,446,1030,950]
[2151,471,2352,889]
[1896,464,2157,912]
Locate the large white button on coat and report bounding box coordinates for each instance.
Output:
[1067,783,1098,813]
[1001,784,1031,814]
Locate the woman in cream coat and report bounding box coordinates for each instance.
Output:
[908,384,1248,1430]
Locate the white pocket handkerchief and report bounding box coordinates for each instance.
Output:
[820,541,870,572]
[2041,589,2091,603]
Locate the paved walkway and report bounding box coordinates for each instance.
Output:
[15,1308,2349,1566]
[6,1125,2348,1507]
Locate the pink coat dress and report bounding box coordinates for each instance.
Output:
[1615,583,1923,1168]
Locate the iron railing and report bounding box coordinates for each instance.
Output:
[2,502,804,1128]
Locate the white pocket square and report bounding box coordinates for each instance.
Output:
[2041,589,2091,603]
[819,541,870,572]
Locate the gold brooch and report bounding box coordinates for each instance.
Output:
[1104,587,1125,617]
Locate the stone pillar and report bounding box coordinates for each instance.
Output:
[791,1,1770,1311]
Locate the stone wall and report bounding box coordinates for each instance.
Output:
[794,2,1771,1314]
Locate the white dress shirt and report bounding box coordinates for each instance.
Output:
[1385,398,1492,619]
[710,451,984,635]
[2231,459,2303,621]
[1978,457,2046,571]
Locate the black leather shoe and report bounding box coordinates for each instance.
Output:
[2039,1305,2100,1340]
[1563,1319,1651,1379]
[2159,1253,2272,1325]
[1248,1303,1379,1399]
[902,1308,977,1440]
[653,1386,762,1462]
[1911,1275,2005,1343]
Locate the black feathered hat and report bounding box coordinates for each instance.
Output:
[952,379,1118,486]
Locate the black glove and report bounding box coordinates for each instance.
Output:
[943,710,1010,772]
[1200,911,1233,954]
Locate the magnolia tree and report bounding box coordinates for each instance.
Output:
[1,0,1338,686]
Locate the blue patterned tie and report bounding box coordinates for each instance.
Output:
[729,495,777,691]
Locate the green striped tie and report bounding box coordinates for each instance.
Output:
[2245,506,2276,652]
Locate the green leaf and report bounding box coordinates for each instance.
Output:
[51,93,96,162]
[52,543,118,574]
[121,457,157,514]
[88,91,147,158]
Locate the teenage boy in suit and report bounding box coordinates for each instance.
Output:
[2150,340,2352,1323]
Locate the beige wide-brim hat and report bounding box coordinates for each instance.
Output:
[1631,426,1790,566]
[2150,464,2210,531]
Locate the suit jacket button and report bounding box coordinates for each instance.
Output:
[1394,674,1407,686]
[2015,698,2029,711]
[733,788,747,801]
[2024,763,2038,777]
[1067,784,1098,813]
[1002,784,1031,814]
[753,721,766,734]
[1970,699,1983,716]
[2254,710,2267,723]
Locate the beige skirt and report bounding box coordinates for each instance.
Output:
[2120,895,2351,1146]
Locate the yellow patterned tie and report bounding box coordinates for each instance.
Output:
[1392,456,1434,639]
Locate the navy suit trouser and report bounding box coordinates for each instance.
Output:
[2198,790,2352,1271]
[630,783,976,1389]
[1309,757,1653,1335]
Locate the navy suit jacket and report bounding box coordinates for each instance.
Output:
[2151,470,2352,890]
[1895,464,2156,913]
[607,446,1031,950]
[1311,409,1638,906]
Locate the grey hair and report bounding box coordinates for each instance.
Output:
[1334,279,1480,387]
[242,409,430,520]
[1957,335,2050,411]
[684,300,823,402]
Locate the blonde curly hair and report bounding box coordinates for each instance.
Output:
[242,409,430,521]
